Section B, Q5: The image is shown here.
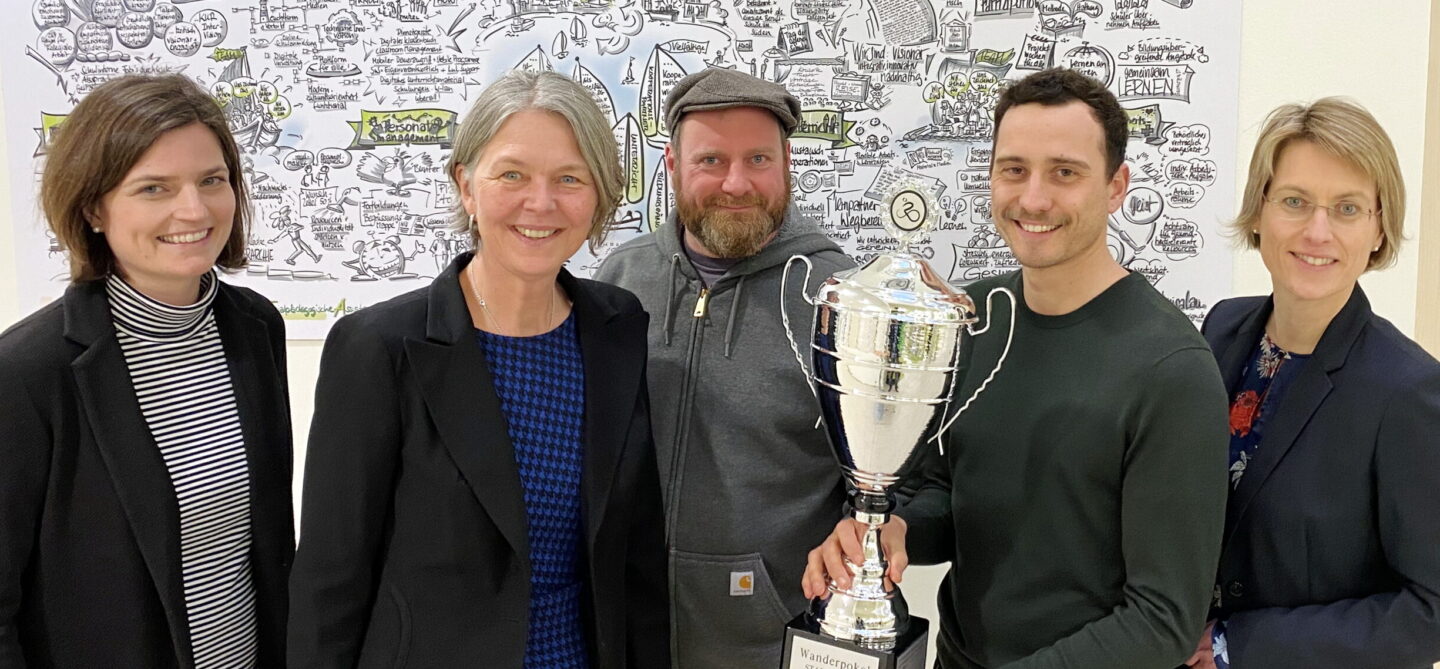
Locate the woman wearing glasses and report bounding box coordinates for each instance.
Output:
[1185,99,1440,668]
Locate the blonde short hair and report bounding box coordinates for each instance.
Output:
[446,70,622,253]
[1232,97,1405,270]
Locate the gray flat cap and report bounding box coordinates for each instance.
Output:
[664,67,802,137]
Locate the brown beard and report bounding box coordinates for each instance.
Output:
[674,170,791,259]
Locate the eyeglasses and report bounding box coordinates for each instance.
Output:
[1263,195,1377,224]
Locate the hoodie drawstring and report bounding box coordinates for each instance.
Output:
[722,275,745,359]
[663,253,680,346]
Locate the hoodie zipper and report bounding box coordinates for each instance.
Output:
[664,286,708,539]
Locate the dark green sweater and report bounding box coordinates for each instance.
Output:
[899,270,1228,669]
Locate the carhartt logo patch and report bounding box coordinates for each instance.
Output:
[730,571,754,596]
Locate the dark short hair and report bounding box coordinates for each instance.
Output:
[993,68,1128,176]
[41,74,250,283]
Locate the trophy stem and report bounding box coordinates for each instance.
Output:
[816,492,900,650]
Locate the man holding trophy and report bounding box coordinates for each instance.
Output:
[802,68,1230,668]
[595,68,856,668]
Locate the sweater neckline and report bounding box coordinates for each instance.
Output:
[107,271,218,342]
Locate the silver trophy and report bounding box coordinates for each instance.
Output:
[780,182,1013,663]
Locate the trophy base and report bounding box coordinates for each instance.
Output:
[781,611,928,669]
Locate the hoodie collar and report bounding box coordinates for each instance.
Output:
[653,202,842,288]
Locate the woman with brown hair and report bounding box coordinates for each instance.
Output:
[0,74,293,668]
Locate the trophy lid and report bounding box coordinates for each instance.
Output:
[818,252,977,325]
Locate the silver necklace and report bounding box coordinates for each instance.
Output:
[467,263,554,336]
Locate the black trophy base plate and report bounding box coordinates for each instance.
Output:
[781,611,928,669]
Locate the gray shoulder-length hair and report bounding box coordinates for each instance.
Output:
[446,70,623,253]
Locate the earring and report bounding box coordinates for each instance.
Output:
[92,226,101,233]
[1250,229,1259,243]
[1372,243,1382,253]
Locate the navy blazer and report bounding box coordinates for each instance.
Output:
[0,279,294,668]
[1201,286,1440,668]
[287,253,669,669]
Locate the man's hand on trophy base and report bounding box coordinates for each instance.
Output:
[802,516,909,600]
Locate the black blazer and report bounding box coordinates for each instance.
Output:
[1202,287,1440,668]
[0,279,294,668]
[288,253,669,669]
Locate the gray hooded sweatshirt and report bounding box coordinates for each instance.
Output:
[595,204,855,668]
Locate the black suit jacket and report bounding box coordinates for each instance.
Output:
[288,253,669,669]
[1202,287,1440,668]
[0,279,294,668]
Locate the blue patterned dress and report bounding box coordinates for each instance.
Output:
[477,312,590,669]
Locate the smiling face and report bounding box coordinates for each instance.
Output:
[989,100,1127,278]
[92,122,235,305]
[454,109,597,281]
[1258,139,1382,311]
[667,106,791,258]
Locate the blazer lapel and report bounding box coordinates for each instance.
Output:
[63,282,193,664]
[1216,298,1270,394]
[566,273,647,549]
[1226,287,1370,536]
[212,286,293,643]
[406,255,529,559]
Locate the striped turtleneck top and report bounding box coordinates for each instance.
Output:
[107,272,258,668]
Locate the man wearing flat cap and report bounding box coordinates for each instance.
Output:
[596,68,855,668]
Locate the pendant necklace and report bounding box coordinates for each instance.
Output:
[467,263,554,336]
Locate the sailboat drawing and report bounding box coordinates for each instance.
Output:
[638,47,686,147]
[572,60,616,122]
[612,113,645,204]
[553,32,569,59]
[570,17,588,45]
[515,45,552,73]
[646,165,673,232]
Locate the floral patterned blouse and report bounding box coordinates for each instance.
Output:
[1213,332,1311,667]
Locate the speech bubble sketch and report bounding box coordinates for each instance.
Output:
[1154,217,1204,260]
[33,0,70,29]
[193,9,226,48]
[1165,183,1206,209]
[152,4,182,39]
[283,150,315,171]
[318,148,354,169]
[93,0,124,27]
[1164,158,1217,186]
[164,21,201,57]
[1161,123,1211,156]
[1118,37,1210,64]
[116,12,154,49]
[1128,258,1170,284]
[76,22,113,55]
[1122,186,1164,226]
[36,27,77,66]
[1062,43,1115,87]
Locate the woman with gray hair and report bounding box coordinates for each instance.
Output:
[1186,98,1440,668]
[289,70,668,668]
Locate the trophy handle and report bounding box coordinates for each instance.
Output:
[779,254,818,399]
[928,286,1017,451]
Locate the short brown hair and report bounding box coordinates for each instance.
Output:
[1233,97,1405,270]
[41,74,251,282]
[993,67,1129,177]
[446,70,622,253]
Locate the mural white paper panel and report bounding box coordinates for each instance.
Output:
[5,0,1238,337]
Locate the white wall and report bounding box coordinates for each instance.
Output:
[0,2,1433,666]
